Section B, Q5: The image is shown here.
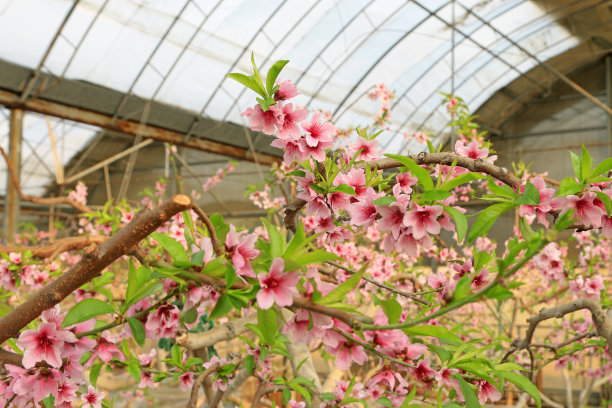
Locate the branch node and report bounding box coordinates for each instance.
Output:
[474,158,484,170]
[442,154,454,165]
[500,167,509,177]
[416,152,426,164]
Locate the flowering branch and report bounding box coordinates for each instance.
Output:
[0,146,93,214]
[284,151,521,231]
[0,194,192,345]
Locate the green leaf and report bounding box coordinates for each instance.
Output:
[333,184,357,195]
[151,233,190,267]
[226,72,267,98]
[262,218,284,259]
[90,363,103,387]
[570,151,582,181]
[487,178,517,199]
[376,398,394,408]
[497,371,541,408]
[440,173,485,191]
[63,298,115,328]
[127,362,141,383]
[443,205,467,244]
[201,257,227,278]
[282,388,292,406]
[251,52,266,95]
[385,154,433,190]
[309,183,326,195]
[589,157,612,179]
[210,213,230,245]
[495,362,527,371]
[245,354,255,374]
[41,395,55,408]
[515,182,540,206]
[426,139,436,153]
[468,202,514,243]
[287,170,306,177]
[293,250,341,268]
[129,281,163,310]
[380,298,402,324]
[485,285,513,303]
[403,325,462,346]
[182,308,198,325]
[518,217,535,241]
[319,264,365,305]
[581,145,593,181]
[457,378,482,408]
[452,274,471,303]
[372,196,397,206]
[210,294,234,319]
[127,317,146,346]
[266,59,289,95]
[421,189,452,202]
[257,307,278,345]
[125,261,152,309]
[595,191,612,216]
[557,177,583,196]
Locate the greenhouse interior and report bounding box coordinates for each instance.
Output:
[0,0,611,407]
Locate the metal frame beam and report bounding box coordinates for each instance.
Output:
[0,88,281,167]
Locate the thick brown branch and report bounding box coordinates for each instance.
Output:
[176,313,257,350]
[0,195,192,345]
[0,349,23,366]
[0,235,108,259]
[187,353,241,408]
[284,152,521,231]
[1,146,93,213]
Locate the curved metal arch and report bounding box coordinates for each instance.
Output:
[406,0,609,152]
[219,0,323,123]
[305,0,426,112]
[392,0,586,154]
[337,0,524,129]
[189,0,287,132]
[293,0,372,87]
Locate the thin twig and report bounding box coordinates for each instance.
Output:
[191,202,223,256]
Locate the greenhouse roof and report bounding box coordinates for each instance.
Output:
[0,0,610,196]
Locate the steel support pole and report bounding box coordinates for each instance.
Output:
[5,109,24,242]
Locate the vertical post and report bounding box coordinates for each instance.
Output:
[606,55,611,157]
[5,109,24,242]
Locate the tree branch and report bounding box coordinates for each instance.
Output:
[176,313,257,350]
[0,146,93,214]
[191,203,223,256]
[0,235,108,259]
[284,152,521,231]
[0,194,192,345]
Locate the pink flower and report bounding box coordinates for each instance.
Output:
[17,323,77,368]
[81,385,105,408]
[347,188,384,227]
[225,225,260,278]
[403,204,443,239]
[56,378,78,404]
[299,137,333,162]
[9,252,21,265]
[274,79,299,101]
[242,103,283,135]
[411,358,436,383]
[12,367,62,402]
[179,372,194,391]
[376,203,406,239]
[86,330,124,365]
[519,177,556,226]
[276,103,307,139]
[68,182,88,205]
[302,112,334,147]
[566,192,603,227]
[455,140,489,160]
[326,336,368,370]
[584,275,604,299]
[257,258,299,309]
[350,137,380,161]
[396,172,417,194]
[477,380,502,405]
[145,304,181,339]
[282,309,333,344]
[270,137,307,164]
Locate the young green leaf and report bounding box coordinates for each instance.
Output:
[150,233,190,267]
[402,325,462,346]
[497,372,541,408]
[226,73,267,98]
[62,298,115,328]
[457,378,482,408]
[379,298,402,324]
[127,317,146,346]
[581,145,593,181]
[261,218,284,259]
[570,151,582,181]
[589,157,612,179]
[421,189,452,202]
[257,307,278,345]
[440,173,485,191]
[318,264,366,305]
[514,182,540,206]
[557,177,583,197]
[372,196,397,206]
[265,60,289,95]
[468,202,514,243]
[210,294,234,319]
[442,205,467,244]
